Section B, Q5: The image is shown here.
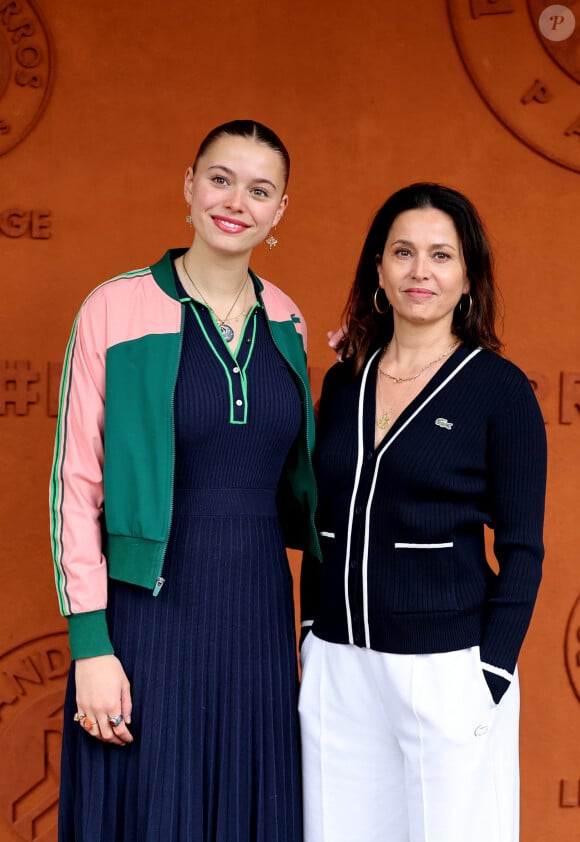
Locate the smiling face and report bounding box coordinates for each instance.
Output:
[377,207,469,331]
[184,134,288,258]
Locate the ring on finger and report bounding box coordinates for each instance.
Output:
[73,712,86,723]
[107,714,124,727]
[80,715,94,731]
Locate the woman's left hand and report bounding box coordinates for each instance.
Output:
[74,654,133,746]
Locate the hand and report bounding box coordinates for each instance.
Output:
[74,654,133,745]
[327,327,346,360]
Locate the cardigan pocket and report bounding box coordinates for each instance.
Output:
[390,542,459,613]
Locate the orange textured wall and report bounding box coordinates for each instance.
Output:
[0,1,578,839]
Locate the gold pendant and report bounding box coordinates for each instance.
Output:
[377,412,390,429]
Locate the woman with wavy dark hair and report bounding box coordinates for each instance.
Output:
[299,183,546,842]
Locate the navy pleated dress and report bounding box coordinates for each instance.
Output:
[59,278,304,842]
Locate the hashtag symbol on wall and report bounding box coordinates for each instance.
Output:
[0,361,40,415]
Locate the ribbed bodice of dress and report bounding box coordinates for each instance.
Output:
[172,287,302,499]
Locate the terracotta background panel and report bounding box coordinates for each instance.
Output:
[0,1,578,839]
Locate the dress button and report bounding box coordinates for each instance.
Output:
[233,366,240,374]
[350,560,357,570]
[235,399,243,406]
[355,505,362,515]
[366,451,373,461]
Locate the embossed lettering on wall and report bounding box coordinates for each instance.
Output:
[0,208,52,237]
[527,370,580,424]
[0,0,53,156]
[0,632,70,841]
[448,0,580,172]
[1,362,579,423]
[559,779,580,808]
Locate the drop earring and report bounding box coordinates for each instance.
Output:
[265,228,278,250]
[185,215,193,228]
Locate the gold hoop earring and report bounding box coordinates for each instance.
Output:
[460,293,473,320]
[373,287,391,315]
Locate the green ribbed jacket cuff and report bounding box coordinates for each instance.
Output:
[67,610,114,660]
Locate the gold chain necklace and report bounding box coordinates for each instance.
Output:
[182,256,248,343]
[378,339,459,384]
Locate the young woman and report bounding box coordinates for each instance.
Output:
[50,119,320,842]
[299,183,547,842]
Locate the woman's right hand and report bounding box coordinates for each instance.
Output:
[74,654,133,745]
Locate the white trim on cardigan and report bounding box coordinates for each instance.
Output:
[347,348,482,648]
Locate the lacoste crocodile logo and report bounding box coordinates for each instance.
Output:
[435,417,453,430]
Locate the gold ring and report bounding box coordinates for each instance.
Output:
[73,712,86,722]
[81,715,94,731]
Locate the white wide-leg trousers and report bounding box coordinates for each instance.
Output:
[298,635,520,842]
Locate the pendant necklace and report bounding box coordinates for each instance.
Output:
[376,407,391,430]
[182,256,249,343]
[376,377,416,431]
[376,380,397,430]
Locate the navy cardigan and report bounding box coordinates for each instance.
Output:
[301,344,547,703]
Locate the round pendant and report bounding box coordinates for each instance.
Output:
[219,322,234,343]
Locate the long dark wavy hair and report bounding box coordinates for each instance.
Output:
[192,120,290,189]
[339,183,502,375]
